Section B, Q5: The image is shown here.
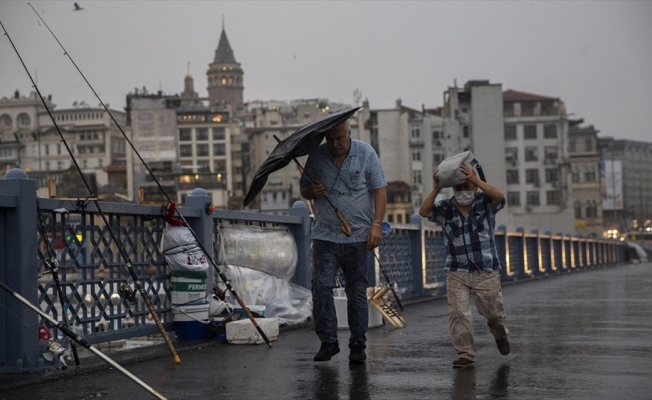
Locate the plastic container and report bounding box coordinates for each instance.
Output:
[173,303,209,340]
[233,305,266,319]
[170,270,208,306]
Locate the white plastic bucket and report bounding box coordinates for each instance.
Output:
[170,270,207,306]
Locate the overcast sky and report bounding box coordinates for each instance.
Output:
[1,1,651,142]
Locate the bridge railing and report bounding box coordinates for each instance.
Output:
[0,171,626,372]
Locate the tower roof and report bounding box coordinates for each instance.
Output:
[213,28,237,64]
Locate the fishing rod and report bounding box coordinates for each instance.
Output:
[36,200,81,368]
[0,19,181,364]
[0,280,167,399]
[26,4,273,347]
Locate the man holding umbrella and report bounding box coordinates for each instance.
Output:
[300,120,387,364]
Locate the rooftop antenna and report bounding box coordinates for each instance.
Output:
[187,61,190,75]
[221,14,225,29]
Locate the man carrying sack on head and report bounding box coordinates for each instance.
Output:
[418,152,510,369]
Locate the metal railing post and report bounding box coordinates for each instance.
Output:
[0,169,39,371]
[183,188,213,297]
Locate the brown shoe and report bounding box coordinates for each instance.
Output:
[496,337,510,355]
[452,358,475,368]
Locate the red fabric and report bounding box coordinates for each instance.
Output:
[162,202,187,227]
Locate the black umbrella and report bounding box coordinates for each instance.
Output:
[243,106,361,235]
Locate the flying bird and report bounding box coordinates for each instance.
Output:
[74,2,83,11]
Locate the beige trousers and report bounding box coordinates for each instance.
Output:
[446,270,508,360]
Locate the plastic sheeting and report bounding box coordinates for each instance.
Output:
[222,265,312,326]
[217,225,298,281]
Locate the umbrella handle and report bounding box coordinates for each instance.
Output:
[336,211,352,237]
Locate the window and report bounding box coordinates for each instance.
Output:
[505,147,518,162]
[521,102,534,116]
[433,153,445,164]
[546,190,559,205]
[412,170,422,185]
[574,201,582,218]
[572,170,579,183]
[506,170,519,184]
[0,114,11,128]
[463,126,469,138]
[525,146,538,162]
[45,145,50,156]
[432,130,442,140]
[585,137,594,151]
[18,113,31,127]
[180,145,192,157]
[524,125,537,139]
[45,161,50,170]
[397,214,403,223]
[544,146,558,163]
[586,200,598,218]
[569,139,576,152]
[411,125,420,139]
[412,151,421,161]
[526,191,540,206]
[179,129,192,141]
[544,125,557,138]
[57,144,62,155]
[504,103,514,117]
[213,143,226,156]
[504,125,517,140]
[196,128,209,141]
[525,169,539,185]
[213,128,225,140]
[545,168,559,183]
[197,145,209,157]
[541,101,557,116]
[584,167,596,182]
[507,192,520,206]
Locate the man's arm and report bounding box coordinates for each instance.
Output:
[419,170,441,218]
[367,186,387,249]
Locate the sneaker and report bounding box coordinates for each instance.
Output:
[496,337,510,355]
[349,347,367,364]
[314,341,340,362]
[452,358,475,368]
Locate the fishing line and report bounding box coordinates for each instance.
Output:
[27,4,273,347]
[0,18,181,364]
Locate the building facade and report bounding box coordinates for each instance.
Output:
[0,90,126,198]
[568,121,603,236]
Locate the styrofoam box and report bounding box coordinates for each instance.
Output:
[226,317,279,345]
[333,288,384,329]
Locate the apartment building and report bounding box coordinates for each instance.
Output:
[568,121,603,236]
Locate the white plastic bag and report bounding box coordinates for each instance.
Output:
[160,226,209,272]
[435,151,477,188]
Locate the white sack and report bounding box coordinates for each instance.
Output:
[160,226,209,272]
[435,151,477,188]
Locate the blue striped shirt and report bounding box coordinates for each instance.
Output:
[428,191,505,272]
[300,140,387,243]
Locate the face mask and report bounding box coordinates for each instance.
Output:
[454,190,475,205]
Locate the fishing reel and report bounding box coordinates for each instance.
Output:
[44,341,69,370]
[120,282,136,302]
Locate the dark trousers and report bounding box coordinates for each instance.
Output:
[311,240,370,348]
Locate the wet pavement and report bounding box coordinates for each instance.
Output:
[1,262,652,400]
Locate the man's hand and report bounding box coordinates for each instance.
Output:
[367,224,382,249]
[460,164,480,186]
[433,169,441,192]
[311,180,326,198]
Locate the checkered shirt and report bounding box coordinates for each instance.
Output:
[428,191,505,272]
